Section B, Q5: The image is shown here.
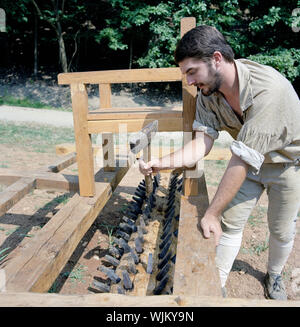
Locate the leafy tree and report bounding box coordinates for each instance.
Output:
[94,0,299,84]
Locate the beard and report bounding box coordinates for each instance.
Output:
[201,65,223,96]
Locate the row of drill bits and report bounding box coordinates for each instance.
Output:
[152,173,182,295]
[91,172,183,295]
[91,174,160,294]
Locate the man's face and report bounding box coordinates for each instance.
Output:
[179,57,222,96]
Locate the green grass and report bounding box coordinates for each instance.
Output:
[0,121,75,153]
[64,264,87,284]
[248,205,267,227]
[0,247,10,262]
[43,193,71,210]
[205,160,228,187]
[0,95,71,112]
[250,233,269,256]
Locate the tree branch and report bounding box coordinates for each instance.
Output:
[31,0,56,31]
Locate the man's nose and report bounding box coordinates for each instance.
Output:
[186,75,195,86]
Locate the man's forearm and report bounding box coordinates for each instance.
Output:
[206,154,248,217]
[156,132,213,170]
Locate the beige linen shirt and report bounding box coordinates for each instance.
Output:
[193,58,300,173]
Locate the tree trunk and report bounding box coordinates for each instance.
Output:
[129,36,133,69]
[33,12,38,78]
[57,22,68,73]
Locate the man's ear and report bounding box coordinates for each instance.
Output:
[213,51,222,68]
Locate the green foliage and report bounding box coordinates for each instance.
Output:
[248,48,300,83]
[1,0,299,84]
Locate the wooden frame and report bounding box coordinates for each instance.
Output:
[0,153,130,293]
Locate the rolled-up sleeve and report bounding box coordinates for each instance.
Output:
[192,95,221,140]
[231,85,295,174]
[230,140,265,174]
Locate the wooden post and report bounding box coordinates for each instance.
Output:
[180,17,201,196]
[71,83,95,196]
[100,83,115,172]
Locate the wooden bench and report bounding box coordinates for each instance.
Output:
[58,17,203,198]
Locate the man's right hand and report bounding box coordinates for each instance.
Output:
[139,158,160,176]
[200,213,222,246]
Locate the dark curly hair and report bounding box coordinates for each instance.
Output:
[174,25,234,64]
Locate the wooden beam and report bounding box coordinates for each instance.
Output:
[87,117,183,133]
[71,83,95,196]
[2,162,129,293]
[3,182,112,292]
[99,83,115,172]
[87,106,182,121]
[99,83,111,109]
[47,152,77,173]
[0,177,36,217]
[180,17,200,196]
[181,17,197,133]
[102,132,115,172]
[0,168,79,191]
[0,292,299,307]
[173,174,222,297]
[58,67,182,85]
[55,143,232,160]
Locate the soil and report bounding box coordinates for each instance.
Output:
[0,143,299,302]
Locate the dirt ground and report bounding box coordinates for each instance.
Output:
[0,143,300,302]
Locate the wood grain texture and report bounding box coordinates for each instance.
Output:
[102,132,116,172]
[2,163,129,293]
[0,292,299,307]
[87,117,183,133]
[173,174,222,297]
[99,83,111,109]
[46,152,77,173]
[87,106,182,121]
[0,168,79,191]
[58,67,182,85]
[180,17,200,196]
[71,83,95,196]
[0,177,36,216]
[3,182,112,292]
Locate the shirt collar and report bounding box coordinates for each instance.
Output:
[234,59,253,112]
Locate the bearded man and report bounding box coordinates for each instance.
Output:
[139,25,300,300]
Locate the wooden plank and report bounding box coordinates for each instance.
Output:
[0,292,299,307]
[2,163,129,293]
[173,174,222,297]
[181,17,197,133]
[0,177,36,216]
[99,83,111,109]
[87,106,182,121]
[55,143,231,161]
[180,17,200,196]
[102,132,115,172]
[87,117,183,133]
[0,168,79,191]
[99,84,115,172]
[58,67,182,85]
[71,83,95,196]
[47,152,77,173]
[3,182,112,292]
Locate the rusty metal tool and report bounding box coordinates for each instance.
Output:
[129,120,158,196]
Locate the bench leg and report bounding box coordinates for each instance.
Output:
[71,83,95,196]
